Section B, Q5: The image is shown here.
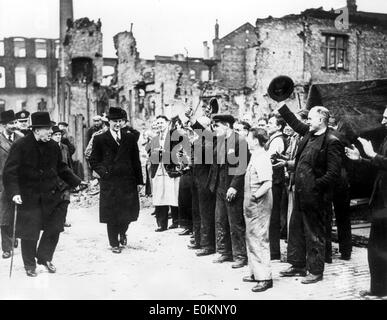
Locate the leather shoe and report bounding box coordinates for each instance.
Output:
[112,247,121,254]
[187,243,201,250]
[2,251,11,259]
[340,253,351,261]
[213,255,233,263]
[43,261,57,273]
[26,269,37,277]
[270,254,280,260]
[178,229,192,236]
[119,234,127,246]
[301,273,323,284]
[155,227,167,232]
[243,275,257,283]
[196,248,215,256]
[279,266,306,277]
[168,223,178,229]
[232,260,247,269]
[252,280,273,292]
[359,290,387,298]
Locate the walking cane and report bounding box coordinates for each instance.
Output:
[9,204,18,278]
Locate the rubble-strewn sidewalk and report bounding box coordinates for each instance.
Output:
[0,201,382,300]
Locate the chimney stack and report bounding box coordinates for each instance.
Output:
[215,19,219,40]
[347,0,357,15]
[60,0,73,42]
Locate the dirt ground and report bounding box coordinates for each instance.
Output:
[0,192,378,300]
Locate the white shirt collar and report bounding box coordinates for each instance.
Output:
[110,129,121,139]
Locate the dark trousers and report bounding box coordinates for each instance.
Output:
[1,225,12,253]
[270,183,285,258]
[191,181,201,245]
[195,178,216,250]
[178,173,193,230]
[155,206,178,229]
[107,222,130,247]
[333,189,352,255]
[215,191,246,261]
[325,187,352,260]
[368,208,387,296]
[21,232,60,270]
[287,191,328,275]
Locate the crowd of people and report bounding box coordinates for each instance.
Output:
[140,101,387,296]
[0,100,386,298]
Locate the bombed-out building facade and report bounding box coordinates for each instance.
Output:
[2,0,387,126]
[111,0,387,124]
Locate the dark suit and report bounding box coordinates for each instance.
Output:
[191,121,216,249]
[0,131,23,253]
[278,105,342,275]
[89,129,143,247]
[360,135,387,295]
[3,133,81,269]
[207,131,248,261]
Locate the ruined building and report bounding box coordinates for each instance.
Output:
[0,37,59,114]
[113,28,212,122]
[61,17,104,126]
[215,0,387,117]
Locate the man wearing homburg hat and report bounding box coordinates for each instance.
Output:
[207,114,248,268]
[3,112,84,277]
[89,107,143,254]
[0,110,23,259]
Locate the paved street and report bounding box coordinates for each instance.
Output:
[0,200,381,300]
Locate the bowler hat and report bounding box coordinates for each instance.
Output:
[0,110,16,124]
[30,112,53,128]
[51,126,62,134]
[107,107,125,120]
[267,76,294,102]
[212,114,235,126]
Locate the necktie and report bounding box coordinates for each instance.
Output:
[116,134,121,145]
[8,134,12,142]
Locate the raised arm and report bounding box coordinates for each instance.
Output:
[277,104,309,136]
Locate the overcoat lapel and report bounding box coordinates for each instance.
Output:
[0,134,11,154]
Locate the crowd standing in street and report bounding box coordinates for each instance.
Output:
[1,98,386,299]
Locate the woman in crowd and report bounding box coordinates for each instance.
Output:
[243,127,273,292]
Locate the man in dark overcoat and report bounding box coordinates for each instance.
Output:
[276,104,342,284]
[345,106,387,297]
[0,110,23,259]
[89,107,143,254]
[207,114,248,269]
[3,112,83,277]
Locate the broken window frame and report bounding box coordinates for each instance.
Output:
[0,99,5,113]
[35,39,47,58]
[0,66,5,88]
[0,40,4,56]
[14,38,26,58]
[36,68,48,88]
[55,40,60,59]
[15,66,27,88]
[322,34,349,71]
